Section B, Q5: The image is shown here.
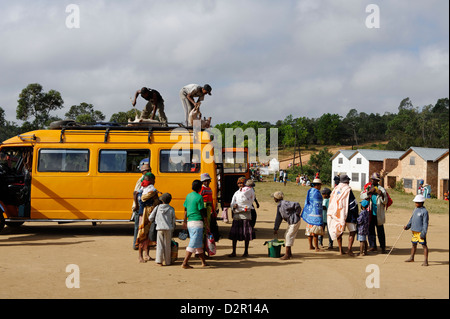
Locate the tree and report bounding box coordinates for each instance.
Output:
[65,102,105,124]
[386,97,420,150]
[314,113,342,145]
[0,107,21,142]
[308,147,333,185]
[16,83,64,130]
[110,109,141,123]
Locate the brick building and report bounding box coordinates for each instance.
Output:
[384,147,449,197]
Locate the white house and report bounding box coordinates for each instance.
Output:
[330,150,357,187]
[347,149,404,190]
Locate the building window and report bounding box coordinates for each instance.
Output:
[409,156,415,165]
[356,158,362,164]
[352,173,359,182]
[403,178,413,189]
[338,158,343,164]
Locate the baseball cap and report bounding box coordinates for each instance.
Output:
[203,84,212,95]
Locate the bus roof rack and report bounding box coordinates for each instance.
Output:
[49,120,192,131]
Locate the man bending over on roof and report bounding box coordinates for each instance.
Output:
[132,87,168,125]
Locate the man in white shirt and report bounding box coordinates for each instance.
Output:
[179,84,212,126]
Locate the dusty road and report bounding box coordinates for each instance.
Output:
[0,183,448,300]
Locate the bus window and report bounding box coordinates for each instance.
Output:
[160,149,201,173]
[99,149,149,173]
[38,149,89,172]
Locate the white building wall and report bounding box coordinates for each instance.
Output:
[347,155,370,191]
[331,154,351,187]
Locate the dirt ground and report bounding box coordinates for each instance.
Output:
[0,185,448,300]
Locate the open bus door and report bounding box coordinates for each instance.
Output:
[216,147,250,209]
[0,146,33,231]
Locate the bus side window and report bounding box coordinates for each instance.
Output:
[160,149,201,173]
[38,149,89,172]
[99,149,150,173]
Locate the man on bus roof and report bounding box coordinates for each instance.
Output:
[132,87,168,125]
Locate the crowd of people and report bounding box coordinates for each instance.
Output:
[131,160,430,267]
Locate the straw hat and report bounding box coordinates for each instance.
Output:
[271,191,284,200]
[312,178,322,184]
[245,179,255,187]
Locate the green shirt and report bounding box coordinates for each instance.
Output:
[183,191,205,221]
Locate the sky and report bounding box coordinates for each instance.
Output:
[0,0,448,126]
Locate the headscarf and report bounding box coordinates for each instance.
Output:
[237,176,246,185]
[140,172,156,184]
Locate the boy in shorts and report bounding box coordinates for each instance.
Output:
[404,195,429,266]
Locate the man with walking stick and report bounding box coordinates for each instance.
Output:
[364,172,388,254]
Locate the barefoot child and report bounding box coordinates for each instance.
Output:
[319,188,332,249]
[149,193,175,266]
[404,195,429,266]
[357,200,370,256]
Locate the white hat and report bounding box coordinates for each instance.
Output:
[413,194,426,202]
[312,178,322,184]
[200,173,211,182]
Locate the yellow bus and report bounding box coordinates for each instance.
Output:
[0,122,225,231]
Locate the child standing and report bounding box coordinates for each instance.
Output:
[149,193,176,266]
[357,200,370,256]
[200,173,219,255]
[404,194,429,266]
[319,188,332,249]
[245,179,260,229]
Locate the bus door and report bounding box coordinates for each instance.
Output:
[217,148,249,208]
[0,146,33,222]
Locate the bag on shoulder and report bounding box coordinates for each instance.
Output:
[385,191,393,210]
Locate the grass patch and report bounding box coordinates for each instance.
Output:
[252,180,449,215]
